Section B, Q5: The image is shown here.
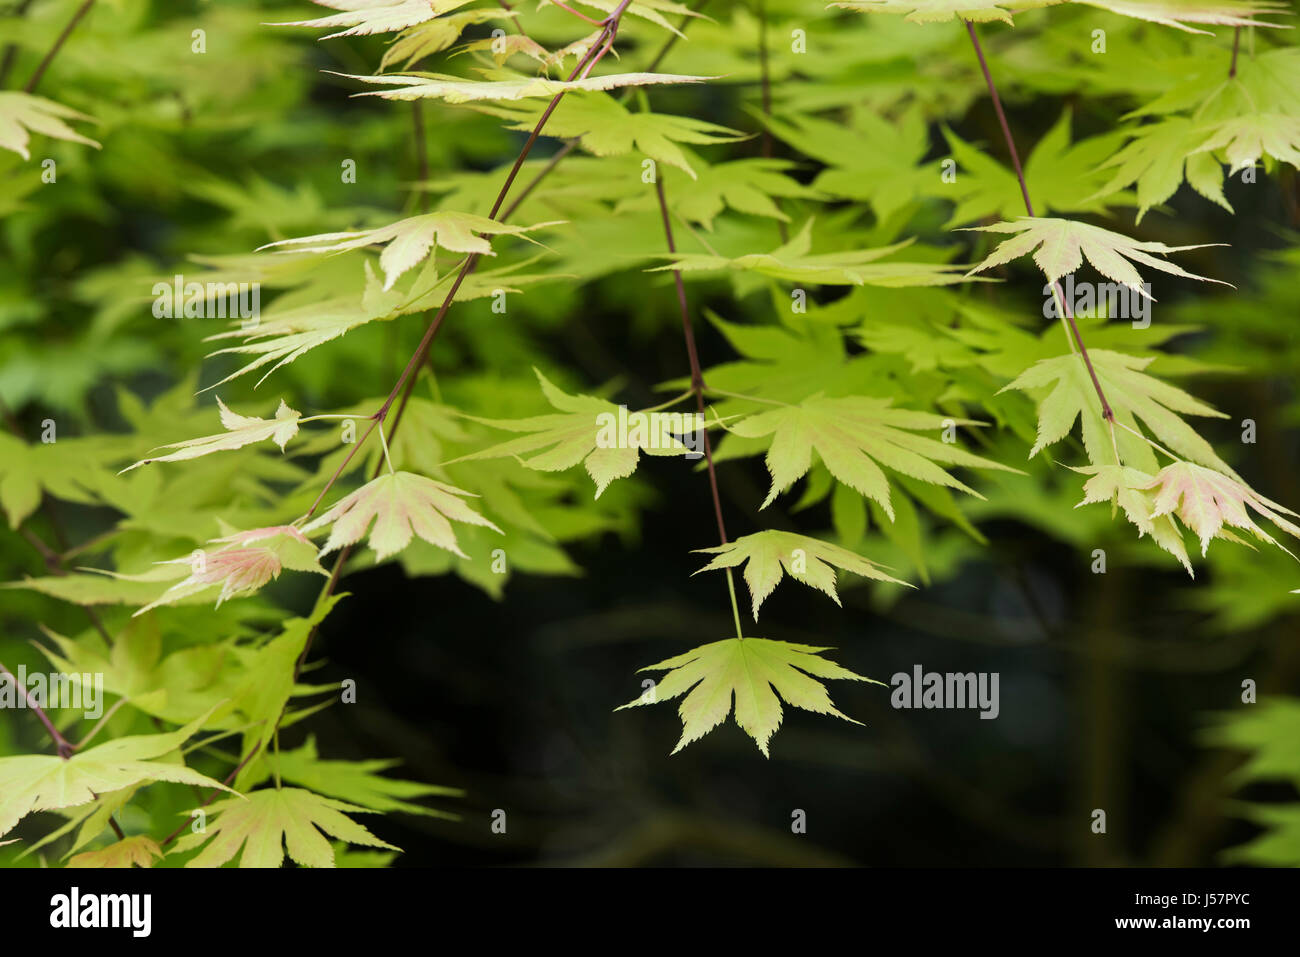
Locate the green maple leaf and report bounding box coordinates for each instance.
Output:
[0,711,232,838]
[655,219,972,287]
[339,70,714,104]
[1071,0,1290,34]
[473,96,746,179]
[0,432,121,528]
[1221,803,1300,866]
[1203,698,1300,786]
[1193,113,1300,175]
[1073,464,1193,574]
[172,787,398,868]
[121,397,302,472]
[1091,117,1232,222]
[618,638,879,756]
[252,737,462,819]
[729,394,1018,516]
[448,369,693,498]
[964,217,1227,295]
[258,211,556,291]
[941,111,1131,226]
[828,0,1063,23]
[1001,349,1231,474]
[303,470,501,561]
[571,0,708,35]
[620,156,821,228]
[693,530,910,619]
[0,92,99,161]
[68,836,164,869]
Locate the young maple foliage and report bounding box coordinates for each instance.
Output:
[5,0,1300,869]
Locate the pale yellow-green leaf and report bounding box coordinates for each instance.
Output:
[68,836,164,869]
[0,711,232,838]
[172,787,398,868]
[121,397,302,472]
[302,471,500,560]
[0,92,99,161]
[1145,462,1300,557]
[618,638,879,756]
[694,530,910,619]
[828,0,1063,25]
[338,70,714,105]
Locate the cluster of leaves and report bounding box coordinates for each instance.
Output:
[1,0,1298,868]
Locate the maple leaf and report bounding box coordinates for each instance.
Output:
[1071,0,1291,34]
[617,638,878,756]
[302,471,501,561]
[270,0,470,39]
[828,0,1063,24]
[0,711,232,838]
[0,92,100,161]
[121,397,302,472]
[258,211,556,291]
[1001,349,1232,473]
[656,220,972,287]
[570,0,708,36]
[338,70,715,105]
[964,217,1228,296]
[1091,117,1232,222]
[693,530,910,619]
[68,836,164,869]
[134,525,328,616]
[1192,114,1300,175]
[1074,464,1193,574]
[1143,461,1300,557]
[448,369,693,498]
[472,96,747,179]
[253,737,462,819]
[380,9,517,70]
[172,787,398,868]
[728,394,1017,516]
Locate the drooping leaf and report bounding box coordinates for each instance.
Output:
[448,369,693,498]
[258,211,556,291]
[68,836,164,869]
[617,638,879,756]
[302,470,501,560]
[1071,0,1291,34]
[271,0,471,39]
[121,398,302,472]
[252,737,462,818]
[0,92,99,161]
[1073,464,1193,574]
[134,525,328,616]
[380,9,517,70]
[472,96,747,179]
[828,0,1062,24]
[728,394,1017,516]
[693,530,910,619]
[0,711,231,839]
[338,70,714,104]
[172,787,398,868]
[1001,350,1232,473]
[964,216,1228,296]
[1144,461,1300,557]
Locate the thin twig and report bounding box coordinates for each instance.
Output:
[23,0,95,94]
[964,20,1114,424]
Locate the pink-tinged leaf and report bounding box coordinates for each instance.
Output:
[134,525,327,616]
[301,471,501,561]
[1143,462,1300,557]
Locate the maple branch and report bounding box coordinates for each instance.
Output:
[0,658,74,758]
[655,173,745,639]
[0,0,36,88]
[287,0,642,699]
[963,21,1115,424]
[23,0,95,94]
[1229,26,1241,78]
